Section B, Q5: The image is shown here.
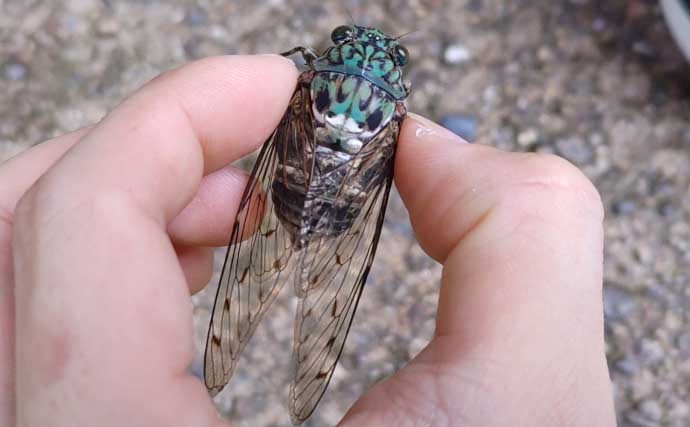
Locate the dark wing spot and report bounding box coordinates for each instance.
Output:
[332,300,338,316]
[315,87,330,113]
[366,109,383,130]
[212,334,221,345]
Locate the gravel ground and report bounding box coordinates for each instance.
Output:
[2,0,690,426]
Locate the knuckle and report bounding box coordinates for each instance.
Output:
[14,181,43,231]
[504,153,604,221]
[12,180,52,250]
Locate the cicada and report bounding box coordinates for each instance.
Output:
[204,24,410,425]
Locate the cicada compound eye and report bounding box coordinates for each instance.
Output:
[331,25,353,44]
[392,45,409,66]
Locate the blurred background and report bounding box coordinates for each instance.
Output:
[2,0,690,426]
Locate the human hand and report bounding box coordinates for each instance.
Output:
[0,55,615,426]
[340,115,617,426]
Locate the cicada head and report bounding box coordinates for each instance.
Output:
[312,25,411,100]
[331,26,409,65]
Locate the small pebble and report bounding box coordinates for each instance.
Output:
[639,339,665,366]
[614,357,639,375]
[669,400,690,420]
[677,333,690,357]
[4,63,26,81]
[611,199,636,216]
[517,128,539,146]
[626,412,658,427]
[555,136,593,164]
[630,370,655,400]
[638,399,663,422]
[603,285,637,320]
[592,17,607,32]
[632,41,655,56]
[439,113,477,141]
[185,6,207,26]
[443,43,472,65]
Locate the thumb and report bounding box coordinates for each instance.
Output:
[340,114,615,426]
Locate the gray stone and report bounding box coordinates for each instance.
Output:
[639,339,665,366]
[4,63,26,81]
[443,43,472,65]
[555,136,593,165]
[614,356,639,375]
[439,113,478,141]
[668,399,690,421]
[638,399,663,422]
[517,128,539,146]
[677,333,690,357]
[603,285,638,320]
[611,199,637,216]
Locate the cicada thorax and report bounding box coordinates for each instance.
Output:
[271,70,398,248]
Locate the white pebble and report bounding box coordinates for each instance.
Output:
[444,44,472,65]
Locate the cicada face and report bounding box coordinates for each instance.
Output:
[314,25,411,100]
[205,25,410,426]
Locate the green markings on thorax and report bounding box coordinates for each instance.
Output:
[311,72,395,138]
[314,35,407,99]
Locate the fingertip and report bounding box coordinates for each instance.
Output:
[403,113,470,144]
[151,54,299,173]
[177,245,214,294]
[394,113,480,261]
[39,54,300,227]
[395,114,472,204]
[168,166,249,247]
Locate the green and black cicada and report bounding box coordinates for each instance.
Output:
[204,25,410,425]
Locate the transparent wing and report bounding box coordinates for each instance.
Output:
[204,82,314,395]
[289,120,399,424]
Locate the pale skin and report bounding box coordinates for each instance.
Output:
[0,55,616,426]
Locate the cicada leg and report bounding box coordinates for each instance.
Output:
[281,46,320,67]
[298,69,315,86]
[394,100,407,122]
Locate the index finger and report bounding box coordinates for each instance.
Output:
[29,54,298,224]
[12,55,297,427]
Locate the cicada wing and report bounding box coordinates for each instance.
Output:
[204,82,314,395]
[288,120,400,424]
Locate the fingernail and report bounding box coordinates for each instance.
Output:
[406,112,469,144]
[258,53,295,64]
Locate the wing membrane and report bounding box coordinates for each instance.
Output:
[289,120,399,424]
[204,83,313,395]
